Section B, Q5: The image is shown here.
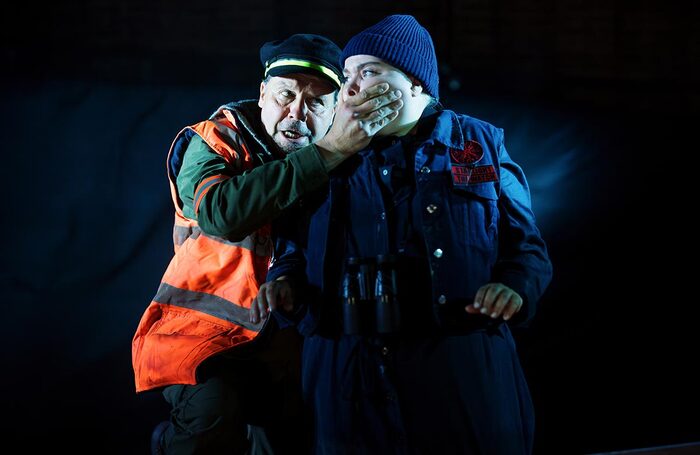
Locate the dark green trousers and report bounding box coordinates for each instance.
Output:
[160,326,310,454]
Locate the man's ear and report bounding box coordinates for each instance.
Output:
[258,81,266,108]
[409,76,424,97]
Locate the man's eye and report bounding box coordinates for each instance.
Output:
[280,90,294,98]
[361,69,378,78]
[310,98,324,106]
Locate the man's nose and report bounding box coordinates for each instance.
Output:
[344,76,360,98]
[287,98,308,121]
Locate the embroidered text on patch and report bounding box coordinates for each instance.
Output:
[451,165,498,185]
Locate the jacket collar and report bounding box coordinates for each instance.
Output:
[428,109,464,150]
[213,100,278,161]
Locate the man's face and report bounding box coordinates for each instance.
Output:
[342,54,419,136]
[258,73,337,154]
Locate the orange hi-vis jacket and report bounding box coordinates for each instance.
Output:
[132,106,271,392]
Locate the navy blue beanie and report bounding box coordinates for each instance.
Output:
[341,15,439,100]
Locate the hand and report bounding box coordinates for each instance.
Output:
[465,283,523,321]
[315,82,403,162]
[249,278,294,324]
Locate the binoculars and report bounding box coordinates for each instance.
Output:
[341,254,401,335]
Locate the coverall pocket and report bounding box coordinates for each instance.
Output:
[449,182,499,247]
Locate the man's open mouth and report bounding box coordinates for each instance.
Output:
[282,130,304,139]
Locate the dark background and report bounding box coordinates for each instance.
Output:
[2,1,698,453]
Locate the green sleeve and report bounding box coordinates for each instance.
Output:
[176,135,231,220]
[177,135,329,240]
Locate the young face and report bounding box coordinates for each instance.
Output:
[342,54,428,136]
[258,73,337,154]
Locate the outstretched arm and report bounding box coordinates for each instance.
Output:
[466,132,553,324]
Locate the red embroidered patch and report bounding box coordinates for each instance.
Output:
[451,165,498,185]
[450,140,484,165]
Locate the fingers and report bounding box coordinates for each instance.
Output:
[465,303,481,314]
[351,89,403,117]
[250,282,274,324]
[355,82,390,102]
[249,281,295,324]
[249,292,267,324]
[471,285,488,312]
[357,110,400,136]
[501,294,523,321]
[483,285,507,318]
[362,100,403,123]
[265,283,279,312]
[466,283,523,320]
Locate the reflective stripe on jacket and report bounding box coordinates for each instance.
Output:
[132,107,271,392]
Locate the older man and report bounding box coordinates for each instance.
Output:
[132,33,403,454]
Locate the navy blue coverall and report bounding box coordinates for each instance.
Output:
[269,109,553,454]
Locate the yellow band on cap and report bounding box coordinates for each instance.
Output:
[265,59,341,88]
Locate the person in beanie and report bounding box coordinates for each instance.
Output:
[132,32,404,455]
[255,15,552,454]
